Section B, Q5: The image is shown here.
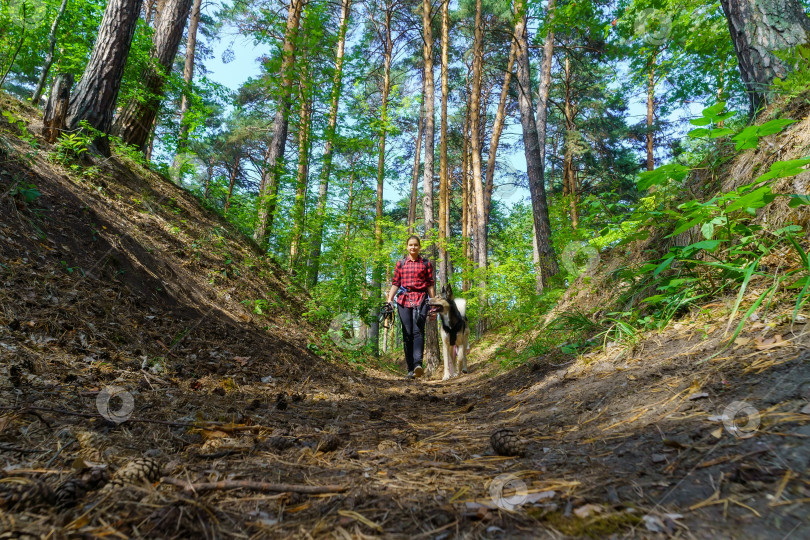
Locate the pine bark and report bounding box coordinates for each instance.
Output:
[562,52,578,228]
[224,154,241,216]
[646,52,656,171]
[307,0,351,286]
[408,86,425,234]
[65,0,144,155]
[113,0,194,151]
[31,0,70,105]
[370,3,394,356]
[289,83,311,271]
[483,37,517,220]
[719,0,810,115]
[515,0,558,290]
[534,0,556,293]
[461,88,471,293]
[253,0,303,245]
[421,0,436,244]
[177,0,203,152]
[470,0,486,333]
[438,0,450,286]
[42,73,73,143]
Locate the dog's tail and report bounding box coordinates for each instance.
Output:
[455,298,467,319]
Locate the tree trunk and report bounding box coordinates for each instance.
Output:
[307,0,351,286]
[31,0,70,106]
[371,4,394,356]
[289,84,311,272]
[438,0,450,286]
[562,52,578,229]
[408,85,425,234]
[421,0,436,244]
[646,52,656,171]
[719,0,810,116]
[534,0,556,294]
[112,0,193,151]
[535,0,555,171]
[483,37,517,220]
[224,154,241,216]
[461,89,471,293]
[176,0,203,153]
[42,73,73,143]
[65,0,143,155]
[470,0,486,334]
[253,0,303,246]
[515,0,558,290]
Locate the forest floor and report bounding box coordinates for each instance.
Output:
[2,94,810,539]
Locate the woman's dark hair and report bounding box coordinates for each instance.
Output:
[406,235,421,247]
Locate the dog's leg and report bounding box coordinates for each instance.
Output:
[460,334,468,373]
[444,341,454,380]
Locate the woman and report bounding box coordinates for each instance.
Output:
[386,235,436,379]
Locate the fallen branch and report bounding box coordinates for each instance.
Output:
[161,477,346,495]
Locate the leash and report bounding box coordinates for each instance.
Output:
[378,301,395,329]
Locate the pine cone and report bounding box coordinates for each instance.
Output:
[266,436,295,452]
[9,364,22,387]
[55,467,109,509]
[490,428,525,457]
[104,458,161,491]
[318,433,341,453]
[74,430,108,463]
[0,478,55,510]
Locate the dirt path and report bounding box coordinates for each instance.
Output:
[3,318,809,539]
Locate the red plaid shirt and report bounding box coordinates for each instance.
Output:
[391,256,434,308]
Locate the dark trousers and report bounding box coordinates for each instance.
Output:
[397,303,425,372]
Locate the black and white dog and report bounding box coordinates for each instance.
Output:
[429,284,470,380]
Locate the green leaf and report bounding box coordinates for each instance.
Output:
[788,194,810,208]
[701,222,714,240]
[725,185,775,212]
[637,163,691,191]
[732,126,759,150]
[709,128,734,139]
[689,117,712,127]
[653,256,675,277]
[757,118,796,136]
[688,128,710,138]
[669,216,704,237]
[702,102,726,118]
[685,240,722,253]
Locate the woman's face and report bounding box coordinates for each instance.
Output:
[407,238,421,258]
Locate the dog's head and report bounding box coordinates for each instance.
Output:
[441,284,454,301]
